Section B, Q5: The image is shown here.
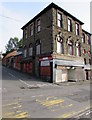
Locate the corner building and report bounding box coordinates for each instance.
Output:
[21,3,92,83]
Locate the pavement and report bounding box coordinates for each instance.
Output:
[1,66,92,119]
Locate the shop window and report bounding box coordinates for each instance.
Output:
[36,40,41,55]
[68,18,72,32]
[29,43,33,56]
[57,12,62,28]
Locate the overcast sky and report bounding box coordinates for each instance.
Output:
[0,0,91,53]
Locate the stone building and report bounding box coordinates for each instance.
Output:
[21,2,92,83]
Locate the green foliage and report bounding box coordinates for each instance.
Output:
[5,37,23,53]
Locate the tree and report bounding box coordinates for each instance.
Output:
[5,37,23,52]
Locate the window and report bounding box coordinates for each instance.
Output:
[76,23,79,35]
[23,47,27,58]
[36,40,41,55]
[57,13,62,28]
[87,35,90,45]
[82,33,85,43]
[37,19,40,32]
[57,37,64,54]
[76,43,81,56]
[29,44,33,56]
[30,24,33,36]
[89,59,91,65]
[68,18,72,32]
[68,40,73,55]
[25,28,27,39]
[84,58,86,65]
[88,50,91,56]
[83,49,86,54]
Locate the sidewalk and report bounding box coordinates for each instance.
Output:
[54,79,92,86]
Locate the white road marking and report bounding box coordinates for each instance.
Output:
[8,73,16,78]
[86,111,90,115]
[19,79,32,87]
[76,110,92,118]
[31,95,43,98]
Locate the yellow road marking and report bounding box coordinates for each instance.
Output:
[15,112,28,118]
[37,99,64,107]
[46,96,57,100]
[2,102,18,107]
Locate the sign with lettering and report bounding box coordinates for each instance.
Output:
[41,61,50,66]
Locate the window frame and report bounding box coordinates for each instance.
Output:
[23,47,27,58]
[30,23,33,36]
[68,40,73,55]
[29,43,33,56]
[82,33,85,43]
[76,23,79,35]
[68,18,72,32]
[25,28,27,39]
[84,58,86,65]
[76,43,81,56]
[37,19,40,32]
[57,12,63,28]
[36,40,41,55]
[87,35,90,45]
[57,37,64,54]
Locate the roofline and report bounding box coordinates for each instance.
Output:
[21,2,84,29]
[82,29,92,35]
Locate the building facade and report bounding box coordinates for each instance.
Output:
[21,3,92,83]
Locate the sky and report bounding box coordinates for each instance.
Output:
[0,0,91,53]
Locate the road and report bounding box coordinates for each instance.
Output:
[1,66,92,119]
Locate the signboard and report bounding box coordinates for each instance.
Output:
[41,61,50,66]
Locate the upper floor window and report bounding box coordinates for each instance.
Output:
[76,42,81,56]
[23,47,27,58]
[29,43,33,56]
[68,40,73,55]
[84,58,86,65]
[83,49,86,54]
[30,24,33,36]
[88,50,91,56]
[76,23,79,35]
[25,28,27,39]
[87,35,90,45]
[68,18,72,32]
[82,33,85,43]
[36,40,41,55]
[57,12,62,28]
[57,37,64,54]
[89,59,91,65]
[37,19,40,32]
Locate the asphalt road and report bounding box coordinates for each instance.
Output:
[1,66,92,119]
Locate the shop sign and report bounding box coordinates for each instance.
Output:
[41,61,50,66]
